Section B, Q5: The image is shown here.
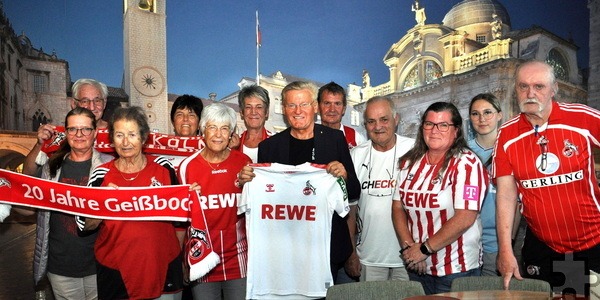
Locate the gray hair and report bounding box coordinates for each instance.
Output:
[281,81,318,105]
[363,96,397,121]
[72,78,108,99]
[109,106,150,144]
[200,103,237,134]
[237,85,270,112]
[515,60,558,94]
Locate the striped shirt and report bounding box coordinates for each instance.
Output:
[394,150,486,276]
[493,101,600,253]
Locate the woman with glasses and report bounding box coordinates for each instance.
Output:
[391,102,488,294]
[17,107,113,299]
[178,103,251,300]
[467,93,505,277]
[78,106,184,299]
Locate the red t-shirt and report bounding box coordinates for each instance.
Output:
[90,155,181,299]
[178,149,251,282]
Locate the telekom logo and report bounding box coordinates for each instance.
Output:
[463,185,479,201]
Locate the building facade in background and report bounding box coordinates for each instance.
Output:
[358,0,588,139]
[0,0,595,170]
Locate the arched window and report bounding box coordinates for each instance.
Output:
[425,61,442,84]
[402,60,442,90]
[32,109,47,131]
[403,65,420,90]
[546,49,569,81]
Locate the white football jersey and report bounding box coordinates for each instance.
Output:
[239,162,349,299]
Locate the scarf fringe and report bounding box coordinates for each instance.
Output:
[189,251,220,281]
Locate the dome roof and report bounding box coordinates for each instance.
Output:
[442,0,511,29]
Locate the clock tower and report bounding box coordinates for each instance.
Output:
[123,0,168,133]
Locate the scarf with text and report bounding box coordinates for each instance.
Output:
[0,169,219,278]
[42,128,205,156]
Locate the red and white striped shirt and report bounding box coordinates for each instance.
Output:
[493,101,600,253]
[394,150,487,276]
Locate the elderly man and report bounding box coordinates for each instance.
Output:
[350,96,414,282]
[22,78,109,176]
[494,60,600,296]
[239,81,360,285]
[317,81,366,149]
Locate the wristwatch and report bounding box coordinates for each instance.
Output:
[420,241,432,255]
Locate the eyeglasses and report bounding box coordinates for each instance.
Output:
[470,110,496,120]
[66,127,94,136]
[423,121,455,132]
[205,125,231,135]
[74,97,105,107]
[537,136,549,172]
[284,102,313,110]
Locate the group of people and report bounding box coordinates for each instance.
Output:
[4,59,600,298]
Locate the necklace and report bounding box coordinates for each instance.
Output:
[206,160,220,170]
[116,158,145,181]
[201,149,228,172]
[119,170,141,181]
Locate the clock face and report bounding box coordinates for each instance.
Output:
[132,66,165,97]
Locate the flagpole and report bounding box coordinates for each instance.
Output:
[256,10,260,85]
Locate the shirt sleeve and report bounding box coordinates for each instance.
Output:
[452,151,488,211]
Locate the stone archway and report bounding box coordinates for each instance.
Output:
[0,131,37,173]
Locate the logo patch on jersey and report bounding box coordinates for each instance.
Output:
[303,180,316,195]
[562,139,579,158]
[150,176,163,186]
[0,177,11,188]
[407,174,414,181]
[520,170,583,188]
[187,227,211,262]
[536,152,560,175]
[463,185,480,201]
[431,175,441,185]
[265,183,275,192]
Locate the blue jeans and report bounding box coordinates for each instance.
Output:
[409,268,481,295]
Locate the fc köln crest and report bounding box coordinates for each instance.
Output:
[303,180,316,195]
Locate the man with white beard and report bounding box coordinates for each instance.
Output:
[493,60,600,296]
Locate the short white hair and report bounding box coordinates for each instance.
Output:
[200,103,237,134]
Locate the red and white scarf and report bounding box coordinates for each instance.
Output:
[0,169,219,279]
[42,128,206,156]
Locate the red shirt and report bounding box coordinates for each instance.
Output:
[493,102,600,253]
[178,150,251,282]
[90,155,181,299]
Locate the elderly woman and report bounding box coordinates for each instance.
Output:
[178,103,251,300]
[234,85,273,162]
[391,102,488,295]
[79,106,183,299]
[16,107,112,299]
[171,94,204,137]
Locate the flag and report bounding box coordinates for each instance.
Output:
[256,10,261,47]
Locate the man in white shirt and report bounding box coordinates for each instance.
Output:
[351,96,414,281]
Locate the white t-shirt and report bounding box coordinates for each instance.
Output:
[242,145,259,163]
[350,135,414,267]
[239,163,349,299]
